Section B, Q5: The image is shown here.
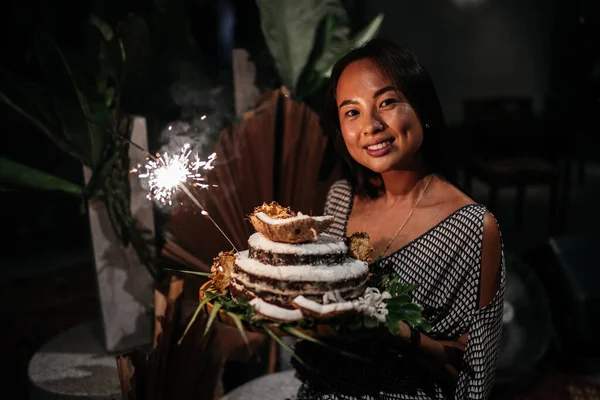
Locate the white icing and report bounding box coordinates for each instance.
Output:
[235,251,368,282]
[249,298,303,321]
[292,295,355,315]
[248,232,346,255]
[255,212,334,226]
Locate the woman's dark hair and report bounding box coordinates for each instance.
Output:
[322,38,458,198]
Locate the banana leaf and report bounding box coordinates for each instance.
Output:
[314,13,384,78]
[0,157,83,196]
[256,0,384,99]
[86,15,127,103]
[256,0,344,94]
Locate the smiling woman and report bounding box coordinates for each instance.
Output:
[223,38,505,400]
[337,60,425,175]
[322,39,456,201]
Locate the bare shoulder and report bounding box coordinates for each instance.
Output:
[426,175,476,215]
[479,211,503,308]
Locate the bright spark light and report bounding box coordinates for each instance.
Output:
[130,143,217,206]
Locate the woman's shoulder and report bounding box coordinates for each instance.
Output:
[324,179,353,217]
[328,179,353,196]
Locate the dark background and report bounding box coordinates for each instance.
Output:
[1,0,599,398]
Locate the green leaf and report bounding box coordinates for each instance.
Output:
[310,12,350,76]
[263,325,308,369]
[0,70,84,163]
[385,295,411,307]
[226,311,251,349]
[256,0,344,93]
[363,316,379,329]
[90,14,115,41]
[0,157,83,196]
[281,325,327,346]
[178,295,213,345]
[204,301,222,336]
[163,268,210,277]
[33,30,110,167]
[316,13,384,78]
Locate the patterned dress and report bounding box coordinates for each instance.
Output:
[223,180,506,400]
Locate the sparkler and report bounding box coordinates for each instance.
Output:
[130,144,216,206]
[128,140,238,253]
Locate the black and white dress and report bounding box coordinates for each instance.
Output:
[223,180,506,400]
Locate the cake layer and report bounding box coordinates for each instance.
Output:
[248,233,347,265]
[230,281,366,309]
[235,250,367,282]
[231,269,366,296]
[231,250,369,309]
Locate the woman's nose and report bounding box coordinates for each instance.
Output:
[364,115,385,136]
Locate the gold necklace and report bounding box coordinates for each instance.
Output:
[363,174,434,260]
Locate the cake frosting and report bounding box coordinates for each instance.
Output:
[230,216,370,314]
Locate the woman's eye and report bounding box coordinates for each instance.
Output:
[380,98,397,108]
[345,109,359,117]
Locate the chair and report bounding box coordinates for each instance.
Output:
[459,97,566,234]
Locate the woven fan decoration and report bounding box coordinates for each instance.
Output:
[160,88,341,273]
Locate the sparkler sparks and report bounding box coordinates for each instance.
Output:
[130,144,217,206]
[128,141,237,253]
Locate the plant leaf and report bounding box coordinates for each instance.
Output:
[90,14,114,41]
[204,301,222,336]
[34,30,110,167]
[255,0,344,93]
[226,311,251,350]
[263,324,308,369]
[0,157,83,196]
[163,268,210,277]
[363,316,379,329]
[310,11,350,77]
[178,295,213,344]
[316,13,384,78]
[0,71,85,163]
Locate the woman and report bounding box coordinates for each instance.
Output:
[225,38,505,400]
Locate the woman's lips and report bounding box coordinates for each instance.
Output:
[365,140,393,157]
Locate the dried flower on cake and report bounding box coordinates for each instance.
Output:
[252,201,296,219]
[210,250,236,294]
[346,232,375,262]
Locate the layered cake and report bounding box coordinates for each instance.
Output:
[227,203,371,321]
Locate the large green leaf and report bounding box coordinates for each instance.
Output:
[33,30,110,168]
[256,0,344,94]
[0,157,82,196]
[86,15,127,104]
[315,13,384,78]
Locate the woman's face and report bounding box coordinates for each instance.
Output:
[336,58,424,174]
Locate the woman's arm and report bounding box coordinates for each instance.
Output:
[391,212,503,388]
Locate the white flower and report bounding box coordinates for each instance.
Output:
[351,287,391,323]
